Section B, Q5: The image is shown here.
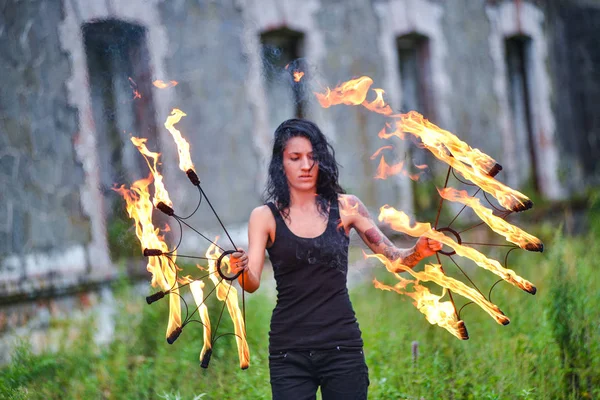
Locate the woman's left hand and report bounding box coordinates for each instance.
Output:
[229,248,248,274]
[415,235,443,259]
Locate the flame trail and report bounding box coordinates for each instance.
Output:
[389,113,532,212]
[367,253,509,325]
[153,80,178,89]
[378,207,537,294]
[114,176,181,339]
[374,156,422,181]
[373,278,466,339]
[437,188,543,251]
[182,275,212,361]
[206,240,250,369]
[131,137,173,207]
[164,109,195,173]
[315,76,392,115]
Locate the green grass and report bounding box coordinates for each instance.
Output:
[1,215,599,399]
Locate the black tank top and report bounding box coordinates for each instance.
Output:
[266,198,363,352]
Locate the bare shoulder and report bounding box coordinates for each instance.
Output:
[250,204,274,221]
[249,205,276,245]
[249,205,276,230]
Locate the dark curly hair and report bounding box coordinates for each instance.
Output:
[265,118,345,219]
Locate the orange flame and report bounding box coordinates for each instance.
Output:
[153,80,178,89]
[128,77,142,99]
[386,113,532,212]
[373,278,466,339]
[370,145,394,160]
[367,252,509,326]
[315,77,393,115]
[164,109,195,173]
[206,239,250,369]
[181,275,212,361]
[113,176,181,339]
[438,188,543,251]
[293,71,305,82]
[315,76,373,108]
[378,206,537,294]
[130,137,172,207]
[374,156,422,181]
[363,88,393,115]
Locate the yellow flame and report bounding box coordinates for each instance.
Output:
[363,88,393,115]
[153,80,178,89]
[182,275,212,361]
[164,109,195,173]
[206,239,250,369]
[386,113,532,212]
[315,76,373,108]
[367,252,509,325]
[438,188,543,251]
[378,206,537,294]
[131,137,173,207]
[113,176,181,339]
[373,278,465,339]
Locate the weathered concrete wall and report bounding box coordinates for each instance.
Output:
[1,0,599,305]
[157,0,261,230]
[0,0,93,295]
[440,1,504,161]
[545,0,600,192]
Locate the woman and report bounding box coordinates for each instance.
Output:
[230,119,442,399]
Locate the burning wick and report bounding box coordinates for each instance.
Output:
[146,290,167,304]
[186,169,201,186]
[525,243,544,253]
[488,163,503,178]
[201,348,213,369]
[156,202,175,216]
[143,248,163,257]
[167,326,183,344]
[457,320,469,339]
[486,162,534,213]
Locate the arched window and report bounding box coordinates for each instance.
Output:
[505,35,539,193]
[260,28,306,130]
[397,33,433,117]
[82,19,158,258]
[396,33,435,217]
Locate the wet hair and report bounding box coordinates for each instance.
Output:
[265,118,345,219]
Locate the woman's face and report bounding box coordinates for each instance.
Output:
[283,136,319,192]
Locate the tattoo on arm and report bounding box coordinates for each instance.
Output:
[364,227,384,246]
[381,243,423,268]
[400,248,422,267]
[383,246,403,261]
[357,202,370,219]
[364,227,417,265]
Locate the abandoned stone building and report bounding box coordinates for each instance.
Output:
[0,0,599,339]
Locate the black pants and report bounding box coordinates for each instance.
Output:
[269,347,369,400]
